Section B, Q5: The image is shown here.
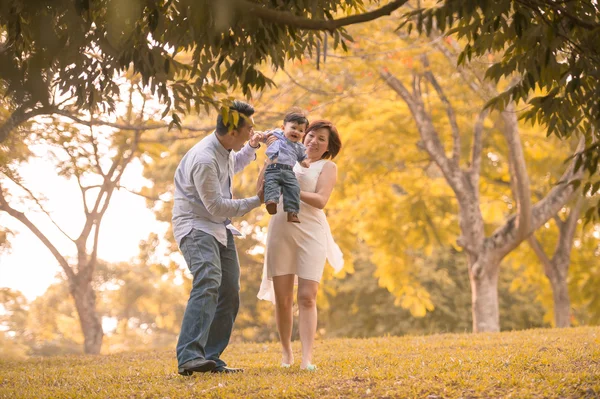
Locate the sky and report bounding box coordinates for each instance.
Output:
[0,155,169,301]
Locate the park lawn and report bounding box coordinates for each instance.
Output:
[0,326,598,398]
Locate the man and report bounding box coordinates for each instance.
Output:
[172,100,264,375]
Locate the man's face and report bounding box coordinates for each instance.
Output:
[282,121,307,143]
[231,116,255,151]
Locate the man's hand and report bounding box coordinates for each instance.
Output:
[300,159,310,168]
[249,131,264,148]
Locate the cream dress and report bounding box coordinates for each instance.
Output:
[257,159,344,303]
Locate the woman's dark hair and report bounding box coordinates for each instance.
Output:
[304,120,342,160]
[216,100,255,135]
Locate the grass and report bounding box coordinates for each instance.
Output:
[1,326,599,398]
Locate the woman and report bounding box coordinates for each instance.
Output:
[258,120,343,370]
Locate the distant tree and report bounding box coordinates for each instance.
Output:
[0,288,29,359]
[0,226,11,252]
[0,82,183,354]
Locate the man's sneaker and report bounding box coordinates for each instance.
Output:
[178,358,217,376]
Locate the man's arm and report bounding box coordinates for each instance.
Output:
[233,143,258,174]
[232,131,264,174]
[193,162,260,217]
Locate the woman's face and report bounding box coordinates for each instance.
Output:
[304,127,330,160]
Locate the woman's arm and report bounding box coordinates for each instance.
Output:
[300,161,337,209]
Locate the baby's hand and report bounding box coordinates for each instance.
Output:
[300,160,310,168]
[249,131,265,147]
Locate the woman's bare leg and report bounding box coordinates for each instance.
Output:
[297,278,319,369]
[273,274,295,365]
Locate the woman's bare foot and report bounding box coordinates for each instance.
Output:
[281,348,294,366]
[300,362,316,370]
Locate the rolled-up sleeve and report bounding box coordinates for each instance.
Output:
[193,162,261,217]
[233,143,258,174]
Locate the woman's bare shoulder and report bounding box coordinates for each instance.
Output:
[321,160,337,169]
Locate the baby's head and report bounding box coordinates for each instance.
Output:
[281,111,309,143]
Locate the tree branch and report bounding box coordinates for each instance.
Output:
[380,69,418,110]
[116,185,162,201]
[429,37,492,99]
[282,69,340,95]
[86,221,102,283]
[88,127,106,178]
[53,110,213,132]
[470,109,489,180]
[527,235,554,280]
[380,68,461,191]
[501,103,532,242]
[421,55,461,167]
[552,196,584,268]
[490,137,585,258]
[2,173,76,243]
[0,184,76,281]
[236,0,408,32]
[0,104,56,143]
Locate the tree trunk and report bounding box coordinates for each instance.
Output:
[469,256,500,332]
[72,282,104,354]
[550,275,571,328]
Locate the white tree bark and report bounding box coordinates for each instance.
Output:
[528,197,583,327]
[381,61,585,332]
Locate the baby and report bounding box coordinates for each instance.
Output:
[262,111,310,223]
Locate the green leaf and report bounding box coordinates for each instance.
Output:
[232,110,239,129]
[221,107,229,126]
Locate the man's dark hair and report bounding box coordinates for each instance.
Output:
[283,110,309,127]
[216,100,255,135]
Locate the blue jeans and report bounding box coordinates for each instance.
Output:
[264,164,301,213]
[176,229,240,369]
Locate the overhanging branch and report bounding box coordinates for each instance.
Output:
[0,105,57,143]
[236,0,408,32]
[53,110,213,132]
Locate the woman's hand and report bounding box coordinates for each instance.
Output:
[265,133,278,146]
[256,160,268,203]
